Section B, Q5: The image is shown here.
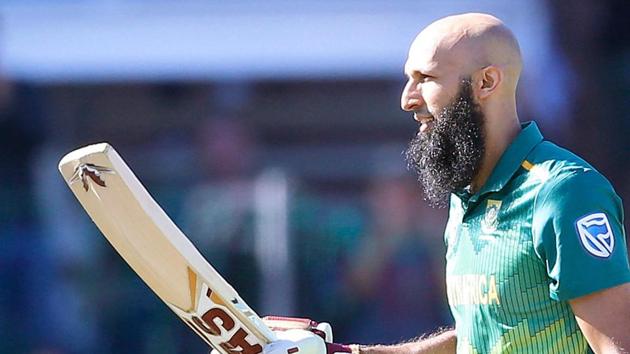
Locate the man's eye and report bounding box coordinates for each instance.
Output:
[415,74,431,82]
[405,74,432,84]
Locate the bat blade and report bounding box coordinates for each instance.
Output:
[58,143,275,353]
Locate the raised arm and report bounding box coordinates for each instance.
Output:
[357,329,456,354]
[257,318,455,354]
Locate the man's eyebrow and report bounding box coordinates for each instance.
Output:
[405,69,435,78]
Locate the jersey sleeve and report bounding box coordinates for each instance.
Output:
[532,169,630,301]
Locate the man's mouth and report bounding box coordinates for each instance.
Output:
[414,112,434,133]
[418,117,434,133]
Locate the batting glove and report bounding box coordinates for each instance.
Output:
[261,316,355,354]
[209,316,354,354]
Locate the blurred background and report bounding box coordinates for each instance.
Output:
[0,0,628,353]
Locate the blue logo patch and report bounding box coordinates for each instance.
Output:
[576,213,614,258]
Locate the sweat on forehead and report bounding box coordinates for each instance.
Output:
[407,13,522,74]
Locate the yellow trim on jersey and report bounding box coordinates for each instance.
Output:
[521,160,534,171]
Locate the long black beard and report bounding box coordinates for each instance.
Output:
[404,79,485,208]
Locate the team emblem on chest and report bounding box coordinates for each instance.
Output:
[481,199,502,234]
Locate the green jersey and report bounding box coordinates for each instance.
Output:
[444,122,630,353]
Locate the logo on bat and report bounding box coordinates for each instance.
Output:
[168,280,263,354]
[69,163,115,191]
[576,212,614,258]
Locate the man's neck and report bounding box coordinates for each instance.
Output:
[470,115,521,194]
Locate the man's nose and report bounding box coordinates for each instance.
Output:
[401,81,424,112]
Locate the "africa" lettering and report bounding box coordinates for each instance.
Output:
[447,274,500,306]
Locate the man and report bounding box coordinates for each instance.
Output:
[258,13,630,354]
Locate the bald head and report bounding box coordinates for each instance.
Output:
[407,13,522,94]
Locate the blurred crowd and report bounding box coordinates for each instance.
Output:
[1,1,629,353]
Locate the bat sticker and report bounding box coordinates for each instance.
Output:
[69,163,115,191]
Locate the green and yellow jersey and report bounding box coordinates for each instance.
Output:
[444,122,630,353]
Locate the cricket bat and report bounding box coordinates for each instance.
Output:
[58,142,276,354]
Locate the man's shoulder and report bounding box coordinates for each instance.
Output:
[525,140,603,183]
[527,140,593,174]
[524,140,619,206]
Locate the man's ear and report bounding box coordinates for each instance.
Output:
[477,66,502,99]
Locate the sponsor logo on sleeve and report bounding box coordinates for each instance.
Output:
[575,213,614,258]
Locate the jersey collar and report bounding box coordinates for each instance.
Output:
[467,121,543,202]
